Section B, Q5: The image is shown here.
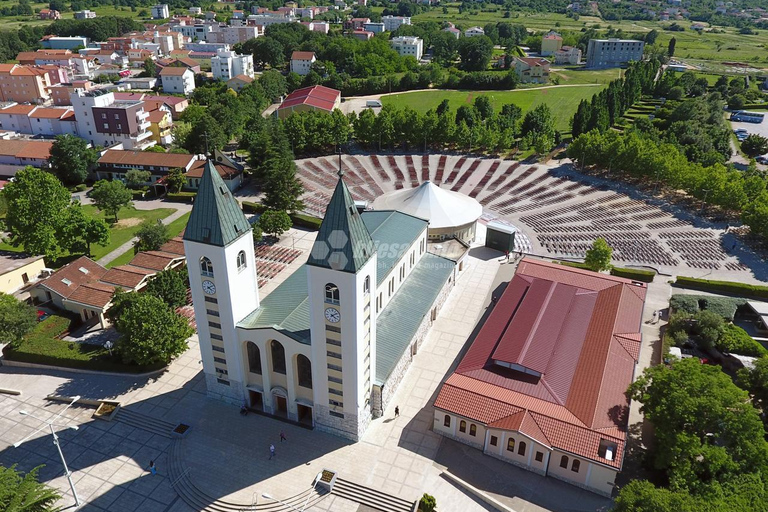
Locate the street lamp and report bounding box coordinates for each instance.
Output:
[14,396,82,508]
[261,472,322,512]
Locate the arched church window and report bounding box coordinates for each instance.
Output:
[246,342,261,374]
[363,276,370,295]
[201,257,213,277]
[270,340,286,374]
[325,283,340,305]
[237,251,247,271]
[297,354,312,389]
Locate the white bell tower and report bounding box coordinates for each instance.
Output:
[183,160,260,404]
[306,166,378,441]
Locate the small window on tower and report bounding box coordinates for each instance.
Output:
[325,283,340,305]
[237,251,246,271]
[201,257,214,277]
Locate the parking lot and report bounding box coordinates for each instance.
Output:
[730,111,768,163]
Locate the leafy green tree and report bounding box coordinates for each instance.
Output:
[667,37,676,57]
[252,224,263,243]
[520,104,556,152]
[742,134,768,158]
[166,167,186,193]
[473,95,494,121]
[134,219,169,252]
[3,166,70,258]
[260,155,304,212]
[0,293,37,348]
[49,134,98,186]
[584,237,612,271]
[0,465,61,512]
[145,269,187,309]
[455,105,480,128]
[258,209,292,238]
[90,179,132,222]
[111,293,193,366]
[125,169,151,188]
[436,99,451,117]
[142,57,156,77]
[61,202,110,256]
[456,36,494,71]
[628,358,768,492]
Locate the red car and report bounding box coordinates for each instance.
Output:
[37,310,49,321]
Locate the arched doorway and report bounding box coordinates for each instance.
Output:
[271,386,288,418]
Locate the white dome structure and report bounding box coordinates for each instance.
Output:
[372,181,483,242]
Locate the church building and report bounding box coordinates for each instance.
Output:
[183,161,458,440]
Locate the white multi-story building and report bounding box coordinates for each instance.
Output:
[246,14,297,26]
[71,89,154,150]
[585,38,645,68]
[160,66,196,95]
[465,26,485,37]
[211,49,254,81]
[389,36,423,60]
[363,22,385,34]
[381,15,410,32]
[151,4,170,19]
[290,51,316,76]
[74,10,96,18]
[206,26,259,45]
[554,46,582,65]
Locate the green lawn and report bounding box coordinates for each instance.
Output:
[381,85,604,132]
[0,205,175,266]
[106,211,189,269]
[550,67,623,85]
[3,314,164,373]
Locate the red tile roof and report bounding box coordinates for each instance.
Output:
[516,57,551,67]
[66,281,116,308]
[278,85,340,113]
[98,149,196,169]
[291,51,315,60]
[100,265,154,288]
[0,105,36,116]
[39,256,107,299]
[186,159,241,179]
[29,107,72,119]
[434,257,646,469]
[160,66,191,76]
[159,237,185,256]
[128,250,183,271]
[0,140,54,159]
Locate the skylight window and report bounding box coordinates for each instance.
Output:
[62,278,72,286]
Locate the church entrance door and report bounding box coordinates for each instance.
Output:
[297,404,313,427]
[274,395,288,418]
[248,391,263,411]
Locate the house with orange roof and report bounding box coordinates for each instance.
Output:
[0,64,54,104]
[160,66,196,95]
[0,139,54,178]
[541,31,563,56]
[39,8,61,19]
[433,258,646,496]
[0,105,77,137]
[513,57,551,84]
[226,74,253,92]
[276,85,341,119]
[146,109,173,146]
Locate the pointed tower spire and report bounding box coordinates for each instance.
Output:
[183,160,251,247]
[307,173,375,273]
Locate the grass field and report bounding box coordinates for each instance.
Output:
[381,85,604,132]
[105,211,189,269]
[551,67,622,85]
[0,205,174,265]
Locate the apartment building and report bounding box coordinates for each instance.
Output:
[390,36,423,60]
[290,51,316,76]
[152,4,170,19]
[71,89,154,149]
[0,64,53,104]
[160,66,196,95]
[585,39,645,68]
[381,15,411,31]
[211,49,254,81]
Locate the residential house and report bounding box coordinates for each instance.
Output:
[390,36,423,60]
[119,76,158,90]
[0,64,53,104]
[433,258,646,497]
[189,6,202,15]
[352,30,373,41]
[443,24,461,39]
[39,9,61,20]
[276,85,341,119]
[142,94,189,119]
[227,74,254,92]
[206,26,260,45]
[0,140,55,178]
[0,105,77,138]
[147,109,173,146]
[513,57,551,83]
[74,10,97,18]
[71,89,155,150]
[128,48,155,68]
[381,15,410,31]
[155,57,201,75]
[303,21,330,34]
[41,36,89,50]
[541,31,563,56]
[347,17,370,30]
[554,46,582,65]
[211,49,254,80]
[0,252,46,295]
[465,26,485,37]
[152,4,170,19]
[184,151,244,191]
[290,51,316,76]
[96,149,199,182]
[50,80,95,106]
[363,22,385,34]
[160,66,196,95]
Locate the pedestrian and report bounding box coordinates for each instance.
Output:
[280,430,286,443]
[394,406,400,417]
[149,460,156,475]
[269,444,276,460]
[505,250,510,262]
[652,310,658,324]
[492,296,498,305]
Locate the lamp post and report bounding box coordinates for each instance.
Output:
[14,396,82,508]
[261,473,322,512]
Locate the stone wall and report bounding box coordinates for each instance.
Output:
[314,404,362,441]
[205,373,245,406]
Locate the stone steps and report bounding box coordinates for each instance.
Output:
[113,408,177,439]
[167,440,328,512]
[332,477,416,512]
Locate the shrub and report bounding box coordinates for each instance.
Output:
[559,260,591,270]
[290,213,322,230]
[166,192,197,203]
[699,297,746,321]
[671,329,690,347]
[610,267,655,282]
[242,201,267,214]
[717,324,767,356]
[75,183,88,192]
[419,493,436,512]
[670,295,700,315]
[674,277,768,300]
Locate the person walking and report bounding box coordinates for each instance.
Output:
[269,444,276,460]
[394,406,400,417]
[505,250,510,263]
[149,460,156,475]
[280,430,286,443]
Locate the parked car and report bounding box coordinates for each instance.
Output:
[757,155,768,164]
[37,310,49,322]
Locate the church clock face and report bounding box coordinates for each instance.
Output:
[202,280,216,295]
[325,307,340,323]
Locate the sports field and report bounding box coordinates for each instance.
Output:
[380,84,603,133]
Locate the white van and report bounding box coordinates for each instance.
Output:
[366,100,382,108]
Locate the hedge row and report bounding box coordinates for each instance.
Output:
[669,294,747,321]
[242,201,323,230]
[166,192,197,203]
[241,201,267,214]
[610,267,656,283]
[558,261,656,282]
[674,276,768,300]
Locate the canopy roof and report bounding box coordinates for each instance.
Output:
[372,181,482,229]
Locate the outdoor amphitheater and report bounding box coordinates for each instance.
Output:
[295,153,763,280]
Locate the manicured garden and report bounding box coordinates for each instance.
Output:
[381,85,604,132]
[105,212,190,269]
[2,313,164,373]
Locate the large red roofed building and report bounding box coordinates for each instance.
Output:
[276,85,341,119]
[433,257,646,496]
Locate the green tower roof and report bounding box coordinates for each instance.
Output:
[307,173,375,274]
[183,159,251,247]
